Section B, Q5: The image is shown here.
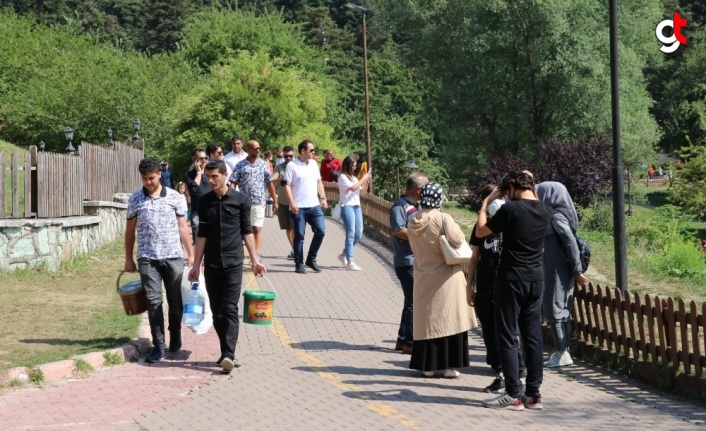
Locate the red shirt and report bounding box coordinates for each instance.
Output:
[320,157,342,182]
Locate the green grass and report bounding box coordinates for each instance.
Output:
[442,201,476,238]
[0,237,141,386]
[103,351,124,366]
[74,359,94,374]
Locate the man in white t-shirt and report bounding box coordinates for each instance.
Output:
[223,135,247,172]
[283,140,329,274]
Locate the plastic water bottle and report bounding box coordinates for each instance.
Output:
[182,283,205,326]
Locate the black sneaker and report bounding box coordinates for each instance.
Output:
[145,346,167,363]
[169,332,182,353]
[483,375,505,393]
[305,259,322,273]
[295,265,307,274]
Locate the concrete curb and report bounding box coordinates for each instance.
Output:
[2,315,151,386]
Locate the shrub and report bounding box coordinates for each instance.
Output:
[468,131,612,209]
[670,144,706,218]
[579,199,614,234]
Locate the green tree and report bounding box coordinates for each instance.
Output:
[166,52,337,175]
[669,144,706,217]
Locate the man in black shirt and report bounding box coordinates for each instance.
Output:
[467,185,526,394]
[188,160,266,374]
[184,148,211,243]
[475,171,552,411]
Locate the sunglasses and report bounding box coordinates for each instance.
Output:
[284,155,295,159]
[196,157,208,161]
[308,149,316,153]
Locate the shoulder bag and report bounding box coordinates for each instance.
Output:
[439,212,473,265]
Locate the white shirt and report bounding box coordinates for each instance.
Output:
[283,158,321,208]
[337,174,361,207]
[224,150,247,172]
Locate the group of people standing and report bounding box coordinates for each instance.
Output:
[390,170,587,411]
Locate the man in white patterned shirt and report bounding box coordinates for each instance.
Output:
[229,140,277,261]
[125,158,194,363]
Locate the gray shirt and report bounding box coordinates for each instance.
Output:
[390,196,418,267]
[127,186,187,260]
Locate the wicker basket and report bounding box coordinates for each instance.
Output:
[116,271,148,316]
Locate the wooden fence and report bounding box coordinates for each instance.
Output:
[324,181,706,382]
[573,283,705,377]
[2,140,143,219]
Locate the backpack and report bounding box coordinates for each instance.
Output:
[331,169,341,182]
[575,236,591,273]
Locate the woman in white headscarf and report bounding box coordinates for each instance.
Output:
[536,182,587,368]
[407,182,472,378]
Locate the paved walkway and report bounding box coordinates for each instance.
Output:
[2,216,706,430]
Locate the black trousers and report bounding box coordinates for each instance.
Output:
[204,264,243,359]
[494,279,544,398]
[138,257,184,348]
[394,265,414,345]
[476,288,527,376]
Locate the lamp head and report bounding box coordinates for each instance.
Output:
[133,118,141,132]
[38,140,46,151]
[107,128,113,139]
[406,160,418,169]
[63,125,74,141]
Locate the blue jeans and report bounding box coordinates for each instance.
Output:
[341,205,363,260]
[291,206,326,265]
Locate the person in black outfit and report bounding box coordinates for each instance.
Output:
[188,160,266,374]
[476,171,552,411]
[467,184,526,394]
[184,148,211,243]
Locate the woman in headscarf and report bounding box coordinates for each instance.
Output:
[406,182,472,378]
[535,181,587,369]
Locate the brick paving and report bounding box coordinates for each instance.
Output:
[2,216,706,430]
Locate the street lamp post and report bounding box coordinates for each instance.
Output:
[609,0,628,291]
[396,160,418,197]
[344,2,372,191]
[63,125,75,153]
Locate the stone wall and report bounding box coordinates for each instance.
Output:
[0,200,127,271]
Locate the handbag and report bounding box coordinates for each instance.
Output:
[439,212,473,265]
[332,202,342,220]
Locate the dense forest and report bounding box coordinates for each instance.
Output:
[0,0,705,204]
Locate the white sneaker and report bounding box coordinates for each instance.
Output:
[346,262,362,271]
[544,351,573,368]
[544,352,561,368]
[421,370,435,377]
[442,369,460,379]
[558,351,574,366]
[337,253,348,267]
[221,357,234,374]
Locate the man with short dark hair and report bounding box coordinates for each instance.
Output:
[185,148,211,243]
[206,142,232,178]
[229,140,277,261]
[284,140,329,274]
[125,157,194,363]
[223,135,247,172]
[274,146,285,167]
[389,173,428,355]
[270,145,296,258]
[189,160,266,374]
[319,149,342,182]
